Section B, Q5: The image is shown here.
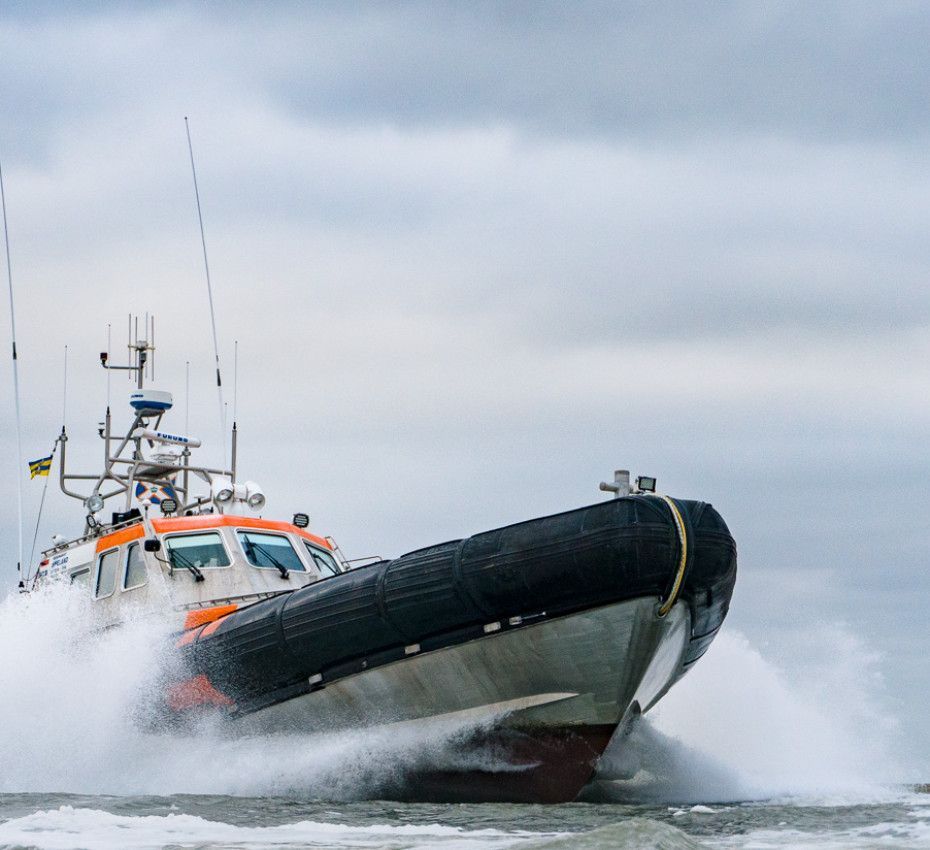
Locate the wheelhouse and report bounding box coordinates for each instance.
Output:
[26,314,350,627]
[34,515,344,628]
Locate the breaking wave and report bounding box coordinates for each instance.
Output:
[0,807,718,850]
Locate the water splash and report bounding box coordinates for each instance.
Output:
[0,586,904,802]
[594,627,904,803]
[0,585,508,798]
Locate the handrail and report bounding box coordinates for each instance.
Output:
[40,516,145,558]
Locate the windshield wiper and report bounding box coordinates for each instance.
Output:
[247,541,290,579]
[168,549,205,582]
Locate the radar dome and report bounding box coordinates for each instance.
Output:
[130,390,173,417]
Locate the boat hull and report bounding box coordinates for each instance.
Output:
[392,723,619,803]
[234,597,691,802]
[165,495,736,802]
[239,596,689,732]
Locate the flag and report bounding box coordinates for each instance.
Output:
[28,455,52,479]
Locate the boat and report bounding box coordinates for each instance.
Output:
[29,319,737,803]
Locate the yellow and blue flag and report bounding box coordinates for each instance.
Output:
[28,455,52,479]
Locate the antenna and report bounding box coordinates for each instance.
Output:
[106,323,112,410]
[231,340,239,480]
[62,345,68,428]
[185,360,190,435]
[25,346,68,584]
[184,116,227,466]
[144,311,149,379]
[0,156,25,586]
[101,314,156,390]
[233,339,238,426]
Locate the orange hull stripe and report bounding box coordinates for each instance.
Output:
[183,604,238,631]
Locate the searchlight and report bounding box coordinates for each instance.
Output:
[210,477,265,512]
[85,493,105,514]
[211,478,234,504]
[245,481,266,511]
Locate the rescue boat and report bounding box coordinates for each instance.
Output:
[30,319,737,803]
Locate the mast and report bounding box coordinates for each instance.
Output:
[0,157,25,587]
[56,315,231,518]
[47,315,267,539]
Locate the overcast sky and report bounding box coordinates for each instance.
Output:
[1,2,928,771]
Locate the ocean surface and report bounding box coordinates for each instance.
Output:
[0,588,921,849]
[1,792,928,849]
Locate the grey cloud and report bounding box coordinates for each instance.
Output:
[255,0,930,143]
[3,1,930,160]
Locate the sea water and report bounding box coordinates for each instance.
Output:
[0,586,921,849]
[0,794,928,850]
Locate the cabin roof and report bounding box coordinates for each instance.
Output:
[92,514,332,553]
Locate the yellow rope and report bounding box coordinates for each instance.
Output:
[657,495,688,617]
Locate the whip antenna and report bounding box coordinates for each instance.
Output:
[106,323,112,409]
[184,117,227,466]
[62,344,68,429]
[25,345,68,585]
[231,340,239,480]
[0,157,25,587]
[233,339,238,426]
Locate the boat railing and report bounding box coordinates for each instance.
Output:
[324,536,353,570]
[40,515,147,558]
[176,589,295,611]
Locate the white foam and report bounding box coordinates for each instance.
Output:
[713,818,930,850]
[0,806,539,850]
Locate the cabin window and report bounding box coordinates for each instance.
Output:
[165,532,231,571]
[123,542,147,590]
[303,542,340,577]
[71,568,90,588]
[237,531,306,572]
[94,549,119,598]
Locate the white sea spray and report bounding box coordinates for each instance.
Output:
[627,626,905,802]
[0,584,509,798]
[0,585,908,807]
